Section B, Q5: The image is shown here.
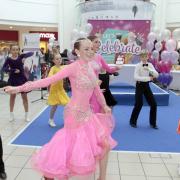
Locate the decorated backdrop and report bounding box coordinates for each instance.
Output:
[89,20,151,64]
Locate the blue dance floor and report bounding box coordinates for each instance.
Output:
[10,90,180,153]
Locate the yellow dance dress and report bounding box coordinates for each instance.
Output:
[47,65,70,105]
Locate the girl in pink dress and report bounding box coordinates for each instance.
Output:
[88,35,121,113]
[4,38,117,180]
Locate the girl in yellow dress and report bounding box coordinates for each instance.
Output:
[47,53,70,127]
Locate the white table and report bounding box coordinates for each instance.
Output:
[169,70,180,90]
[109,64,136,86]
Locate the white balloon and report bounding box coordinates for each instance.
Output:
[71,28,80,40]
[155,41,162,51]
[49,37,55,43]
[48,43,53,51]
[79,31,88,38]
[161,29,171,41]
[166,39,177,52]
[85,23,93,34]
[172,28,180,41]
[146,41,154,52]
[151,50,159,60]
[147,32,157,42]
[170,51,179,64]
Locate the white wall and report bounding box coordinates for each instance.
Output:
[0,0,58,26]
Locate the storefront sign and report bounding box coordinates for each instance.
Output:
[39,33,55,39]
[30,31,58,41]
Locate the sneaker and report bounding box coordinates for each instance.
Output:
[48,119,56,127]
[9,112,14,122]
[25,117,31,122]
[25,112,31,122]
[0,172,7,180]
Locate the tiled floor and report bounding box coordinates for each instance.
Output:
[0,90,180,180]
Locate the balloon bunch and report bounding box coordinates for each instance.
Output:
[146,28,180,87]
[48,37,56,51]
[70,23,93,49]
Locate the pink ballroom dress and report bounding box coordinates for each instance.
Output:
[90,54,118,113]
[16,59,117,180]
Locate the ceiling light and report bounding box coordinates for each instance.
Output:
[9,26,13,29]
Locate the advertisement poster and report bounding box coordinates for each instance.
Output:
[22,33,41,81]
[89,20,151,64]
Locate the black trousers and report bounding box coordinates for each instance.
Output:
[99,73,117,106]
[130,82,157,126]
[0,136,5,173]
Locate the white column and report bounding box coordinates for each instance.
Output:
[151,0,168,31]
[58,0,77,51]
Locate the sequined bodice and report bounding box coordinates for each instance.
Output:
[75,62,97,90]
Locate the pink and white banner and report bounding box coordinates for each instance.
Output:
[89,20,151,64]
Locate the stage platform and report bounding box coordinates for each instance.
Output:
[110,82,169,106]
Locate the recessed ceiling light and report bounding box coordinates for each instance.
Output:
[43,27,46,30]
[9,26,13,29]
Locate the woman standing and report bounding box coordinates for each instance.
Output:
[88,35,121,112]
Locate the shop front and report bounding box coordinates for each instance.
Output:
[0,30,18,50]
[30,31,58,52]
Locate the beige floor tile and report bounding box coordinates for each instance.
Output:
[165,164,180,178]
[118,152,140,163]
[163,154,180,164]
[160,154,172,159]
[70,174,94,180]
[95,174,120,180]
[12,147,35,156]
[108,151,118,162]
[24,158,32,169]
[5,166,22,180]
[106,162,120,174]
[149,153,161,158]
[95,162,119,175]
[121,175,146,180]
[119,163,144,176]
[139,153,163,163]
[147,177,172,180]
[3,145,16,155]
[16,168,42,180]
[143,163,170,177]
[5,155,29,168]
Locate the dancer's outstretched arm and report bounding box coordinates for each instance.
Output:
[4,63,74,94]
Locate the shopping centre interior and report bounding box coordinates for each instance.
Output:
[0,0,180,180]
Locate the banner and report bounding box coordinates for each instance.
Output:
[22,33,41,81]
[89,20,151,64]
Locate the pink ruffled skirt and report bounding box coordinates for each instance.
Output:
[31,113,117,179]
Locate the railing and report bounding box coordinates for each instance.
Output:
[76,0,155,13]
